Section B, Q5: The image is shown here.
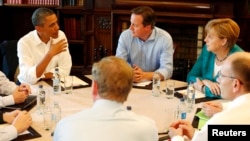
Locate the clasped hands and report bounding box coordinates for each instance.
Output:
[13,84,31,104]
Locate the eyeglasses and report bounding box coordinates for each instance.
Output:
[217,70,243,84]
[218,70,235,79]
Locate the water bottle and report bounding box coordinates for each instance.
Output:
[177,98,187,119]
[53,68,61,95]
[37,84,46,114]
[152,72,161,97]
[186,82,195,112]
[52,102,61,130]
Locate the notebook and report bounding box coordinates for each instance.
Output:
[0,94,37,112]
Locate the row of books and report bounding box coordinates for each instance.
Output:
[63,18,82,40]
[62,0,84,6]
[4,0,59,5]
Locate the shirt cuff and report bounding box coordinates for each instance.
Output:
[2,95,15,106]
[172,135,185,141]
[3,125,18,141]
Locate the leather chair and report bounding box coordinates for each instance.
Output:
[0,40,19,83]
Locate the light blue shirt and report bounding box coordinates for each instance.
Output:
[53,99,158,141]
[116,27,174,80]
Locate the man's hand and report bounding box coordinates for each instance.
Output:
[13,84,31,104]
[3,110,20,124]
[201,101,223,117]
[12,111,32,134]
[48,39,68,57]
[44,72,54,79]
[133,65,144,82]
[169,119,195,140]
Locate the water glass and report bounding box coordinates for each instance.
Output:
[43,106,52,131]
[165,80,175,99]
[63,75,73,94]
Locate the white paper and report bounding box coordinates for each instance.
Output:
[176,89,205,99]
[61,76,88,88]
[133,81,152,87]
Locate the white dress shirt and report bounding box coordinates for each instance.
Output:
[0,125,18,141]
[53,99,158,141]
[172,94,250,141]
[17,30,72,84]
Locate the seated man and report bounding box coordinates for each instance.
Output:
[53,56,158,141]
[168,52,250,141]
[17,7,72,84]
[116,6,174,82]
[0,110,32,141]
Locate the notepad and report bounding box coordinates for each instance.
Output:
[0,94,37,112]
[195,110,210,129]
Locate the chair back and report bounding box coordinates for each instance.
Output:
[0,40,19,82]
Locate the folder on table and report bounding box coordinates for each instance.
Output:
[0,94,37,112]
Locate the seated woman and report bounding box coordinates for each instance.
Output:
[187,18,244,98]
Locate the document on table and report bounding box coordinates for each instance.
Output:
[176,89,205,99]
[133,81,152,87]
[60,75,88,88]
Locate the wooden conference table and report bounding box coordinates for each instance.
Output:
[23,76,196,141]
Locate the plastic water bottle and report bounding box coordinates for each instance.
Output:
[52,102,61,130]
[177,98,187,119]
[186,82,195,112]
[152,72,161,97]
[37,84,46,114]
[53,68,61,95]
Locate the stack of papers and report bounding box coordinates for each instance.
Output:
[133,81,151,87]
[60,76,88,88]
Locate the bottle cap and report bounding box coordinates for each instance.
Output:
[180,97,185,102]
[126,106,132,111]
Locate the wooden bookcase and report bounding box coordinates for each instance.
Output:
[0,0,94,75]
[1,0,250,80]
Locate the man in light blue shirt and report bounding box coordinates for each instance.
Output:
[116,6,174,82]
[53,56,158,141]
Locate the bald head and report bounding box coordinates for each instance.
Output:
[225,52,250,91]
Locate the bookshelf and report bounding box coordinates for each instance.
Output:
[1,0,250,79]
[0,0,94,75]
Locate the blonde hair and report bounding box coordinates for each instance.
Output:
[205,18,240,49]
[91,56,133,103]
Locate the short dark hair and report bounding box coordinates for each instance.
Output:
[31,7,55,26]
[131,6,156,29]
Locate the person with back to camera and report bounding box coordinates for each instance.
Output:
[168,52,250,141]
[116,6,174,83]
[53,56,158,141]
[0,71,32,141]
[17,7,72,84]
[187,18,244,98]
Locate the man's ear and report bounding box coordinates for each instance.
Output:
[35,25,42,32]
[232,78,241,93]
[92,80,98,97]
